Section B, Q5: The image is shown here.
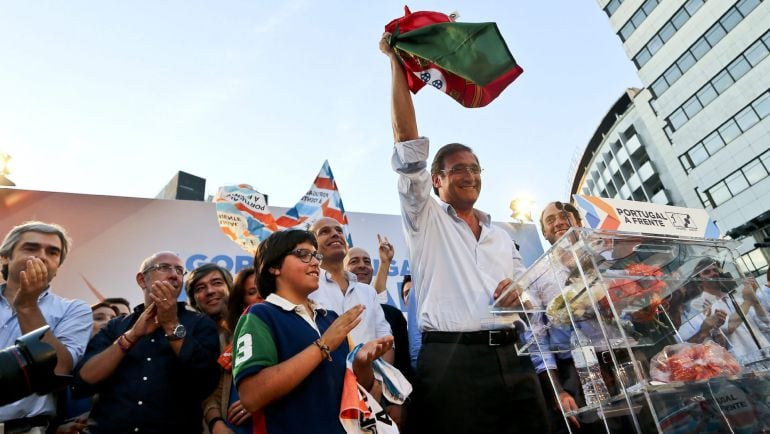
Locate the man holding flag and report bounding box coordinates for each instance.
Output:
[381,30,549,434]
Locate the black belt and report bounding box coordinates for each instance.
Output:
[2,415,51,433]
[423,329,517,346]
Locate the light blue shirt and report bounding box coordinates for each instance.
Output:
[392,137,527,333]
[0,284,92,420]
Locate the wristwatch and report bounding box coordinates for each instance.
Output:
[165,323,187,341]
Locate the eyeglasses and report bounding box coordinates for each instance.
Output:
[290,248,323,263]
[440,165,483,176]
[143,263,187,276]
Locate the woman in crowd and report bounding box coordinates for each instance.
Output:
[233,229,393,433]
[227,267,263,333]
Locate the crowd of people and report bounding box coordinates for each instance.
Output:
[1,33,769,434]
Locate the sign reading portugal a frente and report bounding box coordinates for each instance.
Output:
[572,195,721,239]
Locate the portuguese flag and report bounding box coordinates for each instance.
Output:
[385,7,523,108]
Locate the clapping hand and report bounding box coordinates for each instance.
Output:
[14,258,49,309]
[321,305,364,351]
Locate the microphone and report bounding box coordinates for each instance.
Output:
[554,201,573,230]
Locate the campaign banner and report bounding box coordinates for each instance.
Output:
[216,161,353,255]
[215,185,277,255]
[573,195,721,239]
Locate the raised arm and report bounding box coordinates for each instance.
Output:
[380,32,418,142]
[15,258,91,375]
[372,234,395,295]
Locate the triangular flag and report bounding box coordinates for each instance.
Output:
[279,160,354,246]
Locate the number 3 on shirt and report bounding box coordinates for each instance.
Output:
[235,333,252,366]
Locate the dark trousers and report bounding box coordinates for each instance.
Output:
[406,336,550,434]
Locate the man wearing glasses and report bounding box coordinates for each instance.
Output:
[380,35,549,434]
[74,251,220,434]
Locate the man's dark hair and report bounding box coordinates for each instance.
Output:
[91,301,119,315]
[184,263,234,309]
[103,297,131,312]
[254,229,318,299]
[430,143,479,196]
[403,274,411,285]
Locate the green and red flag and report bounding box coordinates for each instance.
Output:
[385,6,523,108]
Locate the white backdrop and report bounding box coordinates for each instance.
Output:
[0,187,543,309]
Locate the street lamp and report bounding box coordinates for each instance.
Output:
[509,196,535,223]
[0,153,14,186]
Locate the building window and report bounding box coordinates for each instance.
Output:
[708,183,732,207]
[738,248,768,277]
[702,150,770,208]
[619,0,661,42]
[719,119,743,143]
[669,109,688,129]
[705,24,728,47]
[725,171,750,196]
[632,0,703,67]
[712,70,735,94]
[696,84,718,106]
[737,0,761,16]
[702,132,725,155]
[745,40,770,66]
[679,89,770,174]
[754,93,770,118]
[727,56,751,80]
[721,8,743,31]
[649,0,762,99]
[735,106,760,131]
[682,97,702,118]
[664,30,770,133]
[690,145,709,165]
[744,159,767,184]
[605,0,623,16]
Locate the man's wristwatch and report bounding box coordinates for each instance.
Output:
[165,323,187,341]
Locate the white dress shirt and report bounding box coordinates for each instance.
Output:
[392,137,527,332]
[309,270,391,345]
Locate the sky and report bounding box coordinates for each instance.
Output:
[0,1,642,224]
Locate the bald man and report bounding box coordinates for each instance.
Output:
[74,251,220,434]
[345,234,395,302]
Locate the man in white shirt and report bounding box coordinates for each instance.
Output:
[380,33,549,434]
[309,218,393,362]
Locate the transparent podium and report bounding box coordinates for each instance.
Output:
[493,227,770,433]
